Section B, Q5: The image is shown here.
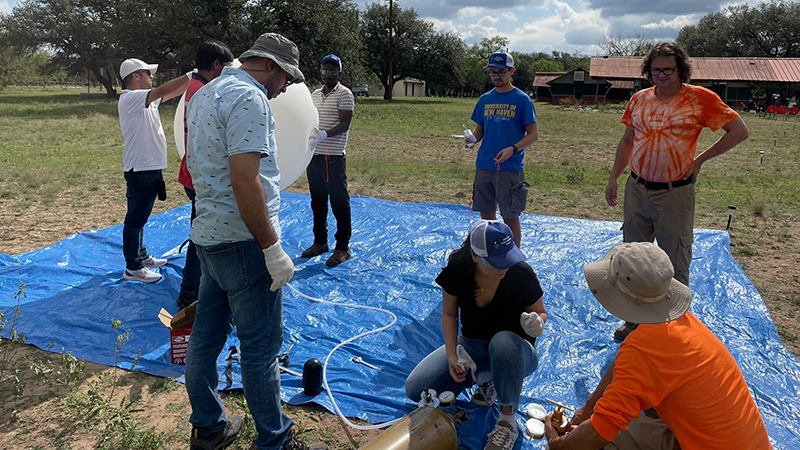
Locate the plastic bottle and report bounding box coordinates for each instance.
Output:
[462,124,476,149]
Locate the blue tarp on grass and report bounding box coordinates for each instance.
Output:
[1,192,799,449]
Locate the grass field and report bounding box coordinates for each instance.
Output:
[0,86,798,449]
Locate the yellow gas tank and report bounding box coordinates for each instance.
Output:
[358,407,458,450]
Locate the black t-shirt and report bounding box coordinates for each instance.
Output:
[435,261,544,345]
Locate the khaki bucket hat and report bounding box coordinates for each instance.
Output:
[584,242,691,324]
[239,33,304,84]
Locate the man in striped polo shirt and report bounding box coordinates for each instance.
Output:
[304,54,355,266]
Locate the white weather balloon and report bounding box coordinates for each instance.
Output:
[174,62,318,190]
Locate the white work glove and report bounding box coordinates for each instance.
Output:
[520,312,544,338]
[262,242,294,291]
[308,129,327,150]
[456,344,478,382]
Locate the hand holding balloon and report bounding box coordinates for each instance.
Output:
[308,128,327,150]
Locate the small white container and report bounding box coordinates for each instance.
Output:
[525,418,545,439]
[526,403,547,421]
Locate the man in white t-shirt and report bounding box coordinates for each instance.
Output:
[118,58,189,283]
[304,54,355,266]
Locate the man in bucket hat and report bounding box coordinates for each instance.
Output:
[184,33,305,450]
[544,242,770,450]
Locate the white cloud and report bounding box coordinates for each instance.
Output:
[428,18,460,34]
[0,0,12,14]
[459,15,508,42]
[458,7,487,19]
[501,11,519,21]
[640,14,699,30]
[510,1,609,52]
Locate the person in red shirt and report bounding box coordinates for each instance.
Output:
[605,42,749,341]
[176,41,234,310]
[544,242,771,450]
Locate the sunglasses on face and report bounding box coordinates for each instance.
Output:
[489,70,509,77]
[320,68,340,75]
[650,67,676,76]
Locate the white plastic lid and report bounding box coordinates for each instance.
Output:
[526,403,547,421]
[438,391,455,406]
[525,418,545,439]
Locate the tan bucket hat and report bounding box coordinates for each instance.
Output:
[584,242,691,324]
[238,33,304,84]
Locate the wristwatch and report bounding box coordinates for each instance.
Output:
[511,144,520,153]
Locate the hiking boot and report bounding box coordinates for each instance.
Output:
[471,380,496,406]
[123,267,162,283]
[301,243,329,258]
[143,255,168,268]
[190,415,242,450]
[325,250,350,267]
[614,322,639,341]
[484,420,518,450]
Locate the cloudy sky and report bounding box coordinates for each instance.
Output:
[1,0,760,55]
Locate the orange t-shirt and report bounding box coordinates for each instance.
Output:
[621,84,738,183]
[591,312,771,450]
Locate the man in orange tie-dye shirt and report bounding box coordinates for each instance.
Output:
[605,42,749,341]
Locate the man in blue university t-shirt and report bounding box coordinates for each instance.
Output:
[466,51,538,247]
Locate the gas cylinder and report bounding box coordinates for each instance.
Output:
[357,406,458,450]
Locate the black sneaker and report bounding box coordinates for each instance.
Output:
[190,415,242,450]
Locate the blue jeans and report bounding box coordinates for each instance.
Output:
[185,240,293,449]
[122,170,162,270]
[405,332,538,410]
[178,187,201,304]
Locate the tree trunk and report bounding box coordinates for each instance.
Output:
[383,79,392,100]
[90,67,116,98]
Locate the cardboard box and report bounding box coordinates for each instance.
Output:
[157,301,197,365]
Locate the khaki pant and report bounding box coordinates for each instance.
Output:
[622,175,694,286]
[603,414,681,450]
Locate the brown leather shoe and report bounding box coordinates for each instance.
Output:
[301,243,329,258]
[325,250,351,267]
[614,322,638,341]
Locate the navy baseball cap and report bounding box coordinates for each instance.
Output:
[320,54,342,70]
[484,52,514,69]
[470,220,525,270]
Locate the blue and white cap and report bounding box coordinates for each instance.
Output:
[470,220,525,270]
[320,54,342,70]
[484,52,514,69]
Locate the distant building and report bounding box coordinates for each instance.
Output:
[533,68,631,105]
[368,78,426,98]
[533,57,800,107]
[590,56,800,108]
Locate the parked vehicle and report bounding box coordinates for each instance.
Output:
[353,84,369,97]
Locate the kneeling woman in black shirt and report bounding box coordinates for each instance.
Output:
[405,220,546,450]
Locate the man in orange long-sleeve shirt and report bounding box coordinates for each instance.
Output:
[544,242,771,450]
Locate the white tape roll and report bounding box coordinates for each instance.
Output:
[526,403,547,421]
[525,418,545,439]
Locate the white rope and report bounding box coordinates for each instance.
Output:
[286,283,403,431]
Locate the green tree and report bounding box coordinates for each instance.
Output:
[421,31,467,96]
[2,0,122,96]
[246,0,365,88]
[467,36,510,59]
[677,0,800,57]
[359,3,461,100]
[531,59,564,74]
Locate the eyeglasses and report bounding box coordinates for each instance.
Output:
[320,68,340,75]
[650,67,676,76]
[488,70,509,77]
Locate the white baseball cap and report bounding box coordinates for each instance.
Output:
[120,58,158,79]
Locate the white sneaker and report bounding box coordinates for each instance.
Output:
[123,267,162,283]
[471,380,497,406]
[484,420,518,450]
[142,255,167,268]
